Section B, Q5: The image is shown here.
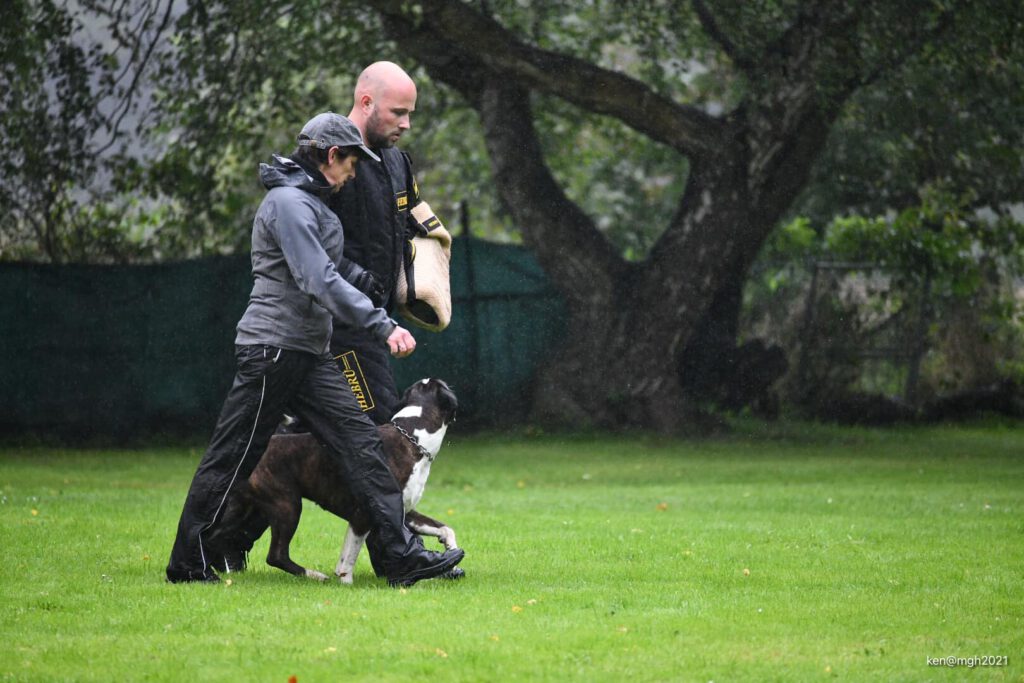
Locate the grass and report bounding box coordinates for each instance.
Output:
[1,423,1022,682]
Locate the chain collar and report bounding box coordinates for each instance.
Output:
[391,421,435,462]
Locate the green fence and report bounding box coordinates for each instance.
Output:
[0,238,564,441]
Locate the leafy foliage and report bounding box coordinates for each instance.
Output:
[825,187,1024,296]
[4,0,1022,268]
[0,0,138,262]
[796,0,1024,224]
[746,187,1024,403]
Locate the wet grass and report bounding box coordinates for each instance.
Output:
[1,423,1022,681]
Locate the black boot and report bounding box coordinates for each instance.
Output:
[365,526,465,587]
[387,548,465,587]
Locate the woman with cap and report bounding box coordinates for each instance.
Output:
[165,112,464,586]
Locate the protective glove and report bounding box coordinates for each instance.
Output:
[339,257,386,308]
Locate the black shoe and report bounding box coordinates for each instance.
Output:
[166,568,221,584]
[442,567,466,580]
[386,548,465,587]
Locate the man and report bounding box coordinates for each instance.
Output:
[166,112,464,586]
[328,61,431,425]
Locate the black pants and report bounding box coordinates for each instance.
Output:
[330,327,400,425]
[166,344,416,580]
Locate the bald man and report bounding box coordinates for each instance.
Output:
[327,62,431,424]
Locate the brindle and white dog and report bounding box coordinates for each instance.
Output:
[214,378,460,583]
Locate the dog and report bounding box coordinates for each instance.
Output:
[213,378,460,583]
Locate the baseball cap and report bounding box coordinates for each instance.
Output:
[297,112,380,162]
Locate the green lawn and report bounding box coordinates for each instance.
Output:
[1,424,1022,682]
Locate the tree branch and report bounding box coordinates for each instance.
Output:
[95,0,175,155]
[377,10,625,308]
[368,0,727,160]
[476,82,626,308]
[691,0,753,71]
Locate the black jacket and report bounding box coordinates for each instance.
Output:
[327,147,418,312]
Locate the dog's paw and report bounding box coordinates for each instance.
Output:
[438,526,458,550]
[335,570,354,585]
[305,569,328,582]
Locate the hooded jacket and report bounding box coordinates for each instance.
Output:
[234,155,396,355]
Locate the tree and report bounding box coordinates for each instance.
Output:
[9,0,1020,429]
[350,0,1022,429]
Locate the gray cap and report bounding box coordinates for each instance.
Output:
[297,112,380,162]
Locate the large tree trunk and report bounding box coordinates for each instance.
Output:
[479,86,769,429]
[469,81,759,430]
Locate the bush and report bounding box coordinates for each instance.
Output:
[743,186,1024,415]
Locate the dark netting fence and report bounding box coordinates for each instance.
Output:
[0,238,564,440]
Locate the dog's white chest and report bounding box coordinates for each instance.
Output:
[413,423,447,458]
[400,423,447,511]
[403,458,432,511]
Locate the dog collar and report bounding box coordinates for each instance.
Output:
[391,421,436,462]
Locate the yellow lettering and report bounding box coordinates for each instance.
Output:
[334,351,375,412]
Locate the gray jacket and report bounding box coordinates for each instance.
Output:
[235,155,396,354]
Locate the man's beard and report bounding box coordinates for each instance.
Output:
[366,111,395,149]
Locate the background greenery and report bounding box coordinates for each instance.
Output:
[744,190,1024,407]
[3,1,1023,427]
[4,1,1021,263]
[2,425,1021,681]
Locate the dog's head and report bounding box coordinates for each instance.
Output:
[399,378,458,425]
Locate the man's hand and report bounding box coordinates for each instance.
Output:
[387,326,416,358]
